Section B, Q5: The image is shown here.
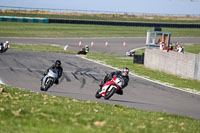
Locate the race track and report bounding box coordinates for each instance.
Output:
[1,37,200,55]
[0,37,200,120]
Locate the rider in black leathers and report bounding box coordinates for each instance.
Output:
[44,60,63,85]
[0,41,10,53]
[99,67,129,95]
[0,42,3,52]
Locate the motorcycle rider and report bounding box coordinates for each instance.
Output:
[99,67,129,95]
[85,45,89,53]
[44,60,63,85]
[0,42,3,52]
[0,41,9,53]
[77,45,89,55]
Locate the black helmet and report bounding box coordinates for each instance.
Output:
[122,67,129,75]
[55,60,61,66]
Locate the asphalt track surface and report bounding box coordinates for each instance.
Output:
[1,37,200,55]
[0,37,200,120]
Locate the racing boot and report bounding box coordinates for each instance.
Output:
[55,79,59,85]
[116,89,123,95]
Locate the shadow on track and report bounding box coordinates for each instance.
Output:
[108,99,155,106]
[46,90,91,97]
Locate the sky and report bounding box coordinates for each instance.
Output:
[0,0,200,15]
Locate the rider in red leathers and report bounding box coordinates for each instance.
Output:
[99,67,129,95]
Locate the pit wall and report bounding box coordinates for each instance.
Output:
[144,49,200,80]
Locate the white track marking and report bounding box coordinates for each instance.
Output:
[0,78,4,85]
[64,45,68,50]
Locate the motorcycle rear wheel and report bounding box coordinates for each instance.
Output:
[104,87,116,100]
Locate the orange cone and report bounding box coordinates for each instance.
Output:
[105,41,108,47]
[78,41,82,47]
[123,42,126,47]
[91,41,94,47]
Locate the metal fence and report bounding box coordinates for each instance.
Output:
[0,5,200,17]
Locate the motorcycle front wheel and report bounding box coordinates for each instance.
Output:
[95,88,102,99]
[40,87,45,91]
[104,87,116,100]
[43,79,53,91]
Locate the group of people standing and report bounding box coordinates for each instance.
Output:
[175,42,184,54]
[159,41,184,54]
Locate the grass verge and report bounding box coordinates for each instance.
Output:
[183,44,200,54]
[1,22,200,37]
[1,84,200,133]
[11,43,77,54]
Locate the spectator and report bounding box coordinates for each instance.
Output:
[181,46,184,54]
[159,42,165,50]
[177,43,184,54]
[166,43,173,52]
[175,42,180,52]
[169,43,173,51]
[159,42,163,50]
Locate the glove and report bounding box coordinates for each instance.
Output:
[43,71,47,75]
[99,81,104,88]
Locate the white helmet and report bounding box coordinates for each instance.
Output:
[5,41,9,44]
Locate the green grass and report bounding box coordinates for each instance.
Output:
[11,43,77,54]
[135,48,145,55]
[1,84,200,133]
[183,44,200,54]
[0,22,200,37]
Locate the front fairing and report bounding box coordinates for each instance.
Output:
[47,69,58,78]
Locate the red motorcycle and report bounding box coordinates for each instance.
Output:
[95,74,124,100]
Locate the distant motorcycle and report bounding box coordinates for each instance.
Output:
[40,68,58,91]
[0,42,10,53]
[95,74,124,100]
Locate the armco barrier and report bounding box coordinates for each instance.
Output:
[48,19,200,28]
[0,16,49,23]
